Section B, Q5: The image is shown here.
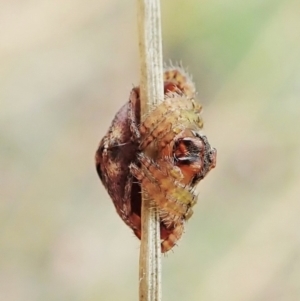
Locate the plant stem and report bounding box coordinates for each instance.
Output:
[136,0,163,300]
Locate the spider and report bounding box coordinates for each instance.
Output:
[95,66,216,252]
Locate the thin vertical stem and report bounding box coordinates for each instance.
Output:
[136,0,163,300]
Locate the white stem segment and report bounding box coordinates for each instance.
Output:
[136,0,163,300]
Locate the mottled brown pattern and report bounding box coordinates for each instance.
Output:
[95,66,216,252]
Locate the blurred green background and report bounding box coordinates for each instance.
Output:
[1,0,300,300]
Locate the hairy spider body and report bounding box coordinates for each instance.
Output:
[95,66,216,252]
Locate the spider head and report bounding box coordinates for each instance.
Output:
[173,130,216,185]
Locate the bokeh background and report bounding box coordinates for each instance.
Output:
[1,0,300,300]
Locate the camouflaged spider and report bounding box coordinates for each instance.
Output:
[95,66,216,252]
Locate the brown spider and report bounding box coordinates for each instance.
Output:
[95,66,216,252]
